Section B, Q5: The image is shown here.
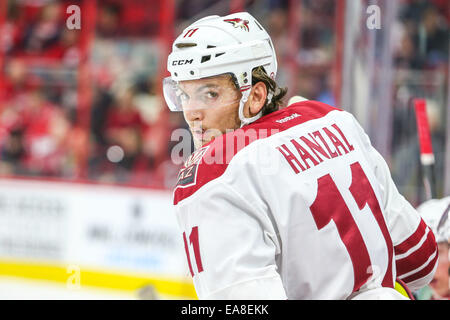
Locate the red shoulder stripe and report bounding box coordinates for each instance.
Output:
[400,253,438,284]
[396,228,437,276]
[394,220,428,255]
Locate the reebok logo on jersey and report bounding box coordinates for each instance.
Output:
[276,113,300,124]
[177,146,209,187]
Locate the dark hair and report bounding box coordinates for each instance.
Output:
[251,66,288,116]
[227,67,288,115]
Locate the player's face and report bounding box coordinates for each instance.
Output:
[179,75,242,148]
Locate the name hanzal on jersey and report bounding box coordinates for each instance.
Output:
[177,120,355,182]
[276,122,355,174]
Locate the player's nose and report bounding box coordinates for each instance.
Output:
[183,107,205,122]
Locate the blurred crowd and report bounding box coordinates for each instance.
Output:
[0,0,448,197]
[0,0,186,188]
[390,0,449,204]
[0,0,80,178]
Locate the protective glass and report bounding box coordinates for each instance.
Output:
[163,75,242,112]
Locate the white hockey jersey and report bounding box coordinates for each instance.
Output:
[173,101,438,299]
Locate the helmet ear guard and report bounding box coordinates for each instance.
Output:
[237,89,263,128]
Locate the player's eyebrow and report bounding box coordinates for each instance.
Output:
[195,84,219,93]
[178,83,220,95]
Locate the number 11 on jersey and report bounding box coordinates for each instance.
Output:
[183,226,204,277]
[310,162,394,291]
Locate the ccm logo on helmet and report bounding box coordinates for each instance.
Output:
[172,59,194,66]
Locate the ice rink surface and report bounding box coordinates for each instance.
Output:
[0,276,190,300]
[0,276,137,300]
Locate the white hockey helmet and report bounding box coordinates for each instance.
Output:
[417,197,450,244]
[163,12,277,126]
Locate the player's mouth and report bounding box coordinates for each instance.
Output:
[192,128,206,140]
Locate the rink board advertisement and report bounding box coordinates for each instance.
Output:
[0,178,195,298]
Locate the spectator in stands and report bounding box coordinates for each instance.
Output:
[417,5,449,66]
[20,89,71,176]
[267,7,290,87]
[394,27,423,69]
[100,85,149,182]
[96,2,122,38]
[2,58,42,101]
[399,0,449,68]
[43,28,80,66]
[0,128,26,175]
[21,1,64,56]
[0,0,23,56]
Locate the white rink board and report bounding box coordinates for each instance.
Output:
[0,178,189,278]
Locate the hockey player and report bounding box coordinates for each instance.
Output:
[415,197,450,299]
[163,12,438,299]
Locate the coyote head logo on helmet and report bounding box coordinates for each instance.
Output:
[223,18,250,31]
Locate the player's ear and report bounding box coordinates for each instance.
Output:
[245,81,267,117]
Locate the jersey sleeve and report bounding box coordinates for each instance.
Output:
[349,114,438,292]
[175,180,287,300]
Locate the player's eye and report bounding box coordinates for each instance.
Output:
[176,89,189,102]
[203,91,218,100]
